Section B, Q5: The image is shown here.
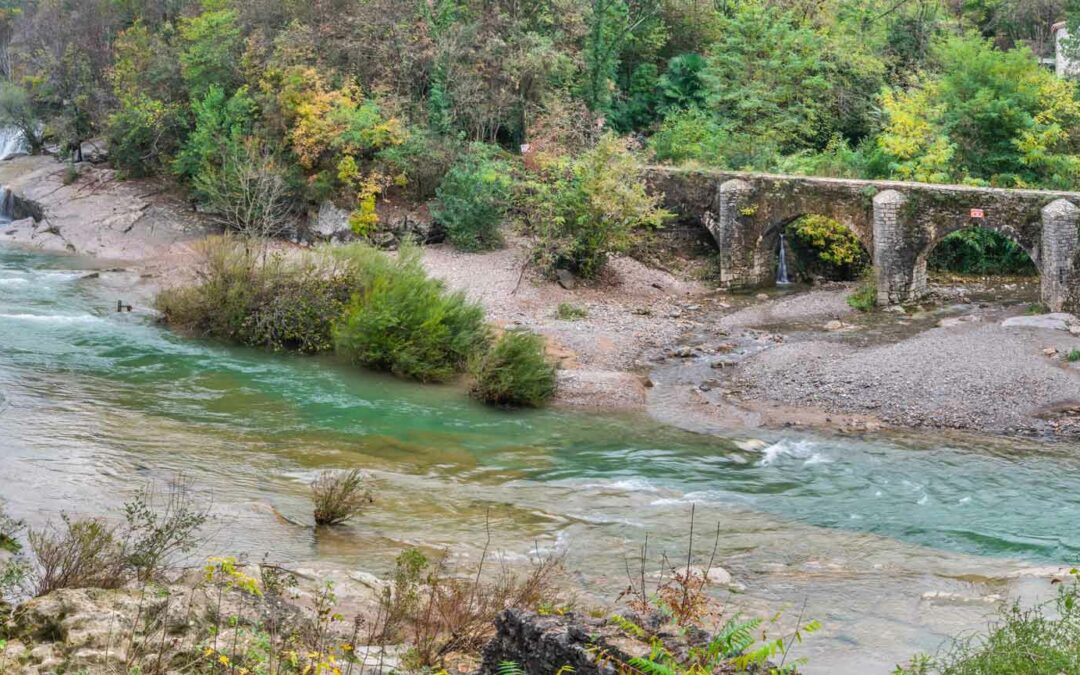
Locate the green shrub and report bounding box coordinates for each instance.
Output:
[334,242,490,382]
[847,275,877,311]
[378,128,462,202]
[432,143,513,251]
[898,576,1080,675]
[470,330,557,408]
[556,303,588,320]
[1067,349,1080,363]
[528,134,669,279]
[787,214,870,281]
[0,502,23,554]
[156,236,354,353]
[29,516,126,596]
[928,228,1037,276]
[648,107,728,165]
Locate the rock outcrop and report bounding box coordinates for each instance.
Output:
[480,609,641,675]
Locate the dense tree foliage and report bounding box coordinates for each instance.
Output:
[0,0,1074,266]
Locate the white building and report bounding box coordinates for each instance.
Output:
[1053,21,1080,78]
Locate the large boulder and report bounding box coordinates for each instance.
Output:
[306,201,443,248]
[309,201,354,242]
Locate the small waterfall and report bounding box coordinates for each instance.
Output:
[0,127,27,162]
[776,233,792,285]
[0,187,15,223]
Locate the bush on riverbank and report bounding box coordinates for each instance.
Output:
[158,238,563,403]
[156,236,356,353]
[333,243,490,382]
[0,482,210,600]
[470,331,557,408]
[899,575,1080,674]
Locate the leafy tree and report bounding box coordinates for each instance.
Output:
[530,133,669,279]
[178,5,243,96]
[583,0,662,115]
[878,35,1080,188]
[106,22,187,176]
[173,85,256,196]
[701,4,833,153]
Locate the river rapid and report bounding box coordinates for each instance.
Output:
[1,246,1079,673]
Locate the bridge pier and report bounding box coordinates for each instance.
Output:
[714,179,761,286]
[872,190,926,305]
[1041,199,1080,312]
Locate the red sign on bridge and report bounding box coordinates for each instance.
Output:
[970,208,985,219]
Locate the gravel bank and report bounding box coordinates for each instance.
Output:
[731,319,1080,436]
[420,238,716,409]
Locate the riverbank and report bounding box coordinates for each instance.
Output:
[4,242,1080,673]
[1,155,1078,439]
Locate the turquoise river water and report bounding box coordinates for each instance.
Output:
[1,246,1079,673]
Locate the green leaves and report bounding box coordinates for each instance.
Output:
[334,243,490,383]
[178,7,242,97]
[879,35,1080,190]
[433,143,513,252]
[701,4,833,153]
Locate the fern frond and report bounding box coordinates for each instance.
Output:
[610,613,647,638]
[712,616,762,657]
[498,661,527,675]
[627,657,678,675]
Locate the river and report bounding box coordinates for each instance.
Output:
[1,246,1078,673]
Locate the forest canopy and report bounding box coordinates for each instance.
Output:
[0,0,1078,243]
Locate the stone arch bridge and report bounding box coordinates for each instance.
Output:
[646,168,1080,312]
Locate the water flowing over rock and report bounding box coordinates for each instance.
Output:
[0,127,28,162]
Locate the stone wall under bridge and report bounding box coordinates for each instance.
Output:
[645,167,1080,312]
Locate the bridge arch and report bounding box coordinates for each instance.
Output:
[762,214,872,283]
[915,226,1041,278]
